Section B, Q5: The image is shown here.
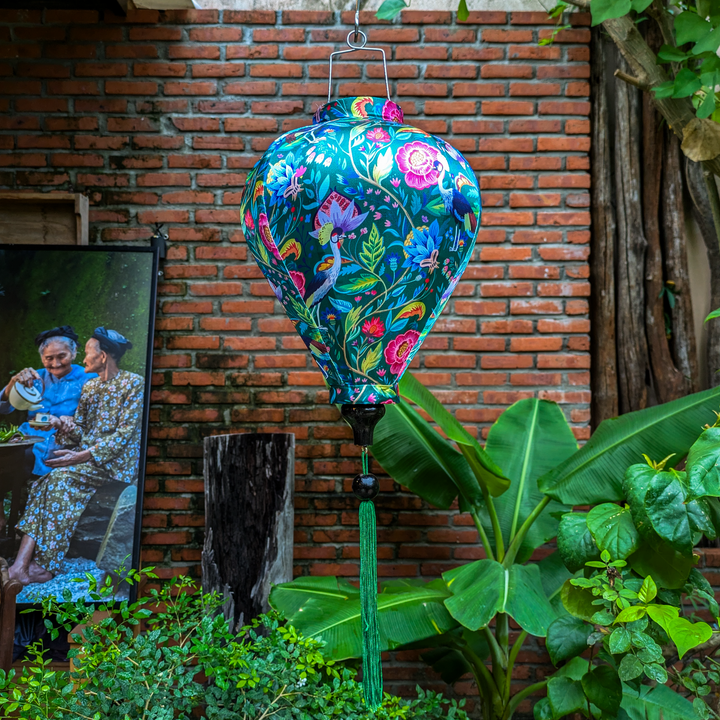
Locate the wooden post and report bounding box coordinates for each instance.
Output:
[202,433,295,632]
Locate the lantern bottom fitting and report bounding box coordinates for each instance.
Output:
[341,404,386,447]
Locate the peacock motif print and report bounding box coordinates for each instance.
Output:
[240,96,482,405]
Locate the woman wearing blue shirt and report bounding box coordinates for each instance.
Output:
[0,326,96,530]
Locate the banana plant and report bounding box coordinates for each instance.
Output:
[270,375,720,720]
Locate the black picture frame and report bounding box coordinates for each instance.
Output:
[0,244,158,630]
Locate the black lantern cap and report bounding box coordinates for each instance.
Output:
[341,404,386,446]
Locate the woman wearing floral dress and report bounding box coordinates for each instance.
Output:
[9,328,144,586]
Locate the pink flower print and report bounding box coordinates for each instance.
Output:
[374,212,382,220]
[355,296,362,302]
[258,213,281,260]
[390,178,401,188]
[290,270,305,296]
[361,317,385,338]
[360,227,368,234]
[395,141,440,190]
[384,220,391,227]
[377,369,386,377]
[367,128,390,143]
[384,330,420,375]
[382,100,404,124]
[244,210,255,231]
[367,393,378,404]
[383,195,390,202]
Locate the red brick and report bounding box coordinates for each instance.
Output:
[105,80,157,95]
[482,100,534,115]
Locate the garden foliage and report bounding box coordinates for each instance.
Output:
[271,373,720,720]
[0,571,467,720]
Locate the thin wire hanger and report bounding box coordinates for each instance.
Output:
[326,0,391,104]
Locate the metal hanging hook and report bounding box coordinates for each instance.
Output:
[326,0,391,104]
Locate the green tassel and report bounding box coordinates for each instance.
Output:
[359,498,383,709]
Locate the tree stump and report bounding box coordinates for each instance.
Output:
[202,433,295,632]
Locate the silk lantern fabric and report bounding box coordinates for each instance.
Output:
[240,96,481,406]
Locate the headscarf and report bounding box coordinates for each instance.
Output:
[92,327,133,359]
[34,325,79,348]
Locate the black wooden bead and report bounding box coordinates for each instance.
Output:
[352,473,380,500]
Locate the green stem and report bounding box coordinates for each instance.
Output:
[503,496,551,567]
[502,680,548,720]
[470,507,495,562]
[504,630,528,704]
[482,486,505,562]
[483,624,508,697]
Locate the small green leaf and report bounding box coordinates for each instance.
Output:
[705,307,720,322]
[697,89,717,119]
[587,503,641,559]
[630,0,653,10]
[582,666,622,715]
[644,662,669,684]
[672,68,703,98]
[457,0,470,22]
[646,603,680,635]
[675,11,713,46]
[657,44,688,63]
[609,625,632,653]
[375,0,407,20]
[590,0,632,25]
[548,676,587,717]
[546,616,591,666]
[557,513,600,573]
[638,576,657,604]
[561,579,596,621]
[615,605,647,623]
[618,653,644,681]
[666,616,713,659]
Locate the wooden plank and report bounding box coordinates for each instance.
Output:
[0,192,88,246]
[589,29,619,426]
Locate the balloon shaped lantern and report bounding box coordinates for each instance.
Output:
[240,21,481,709]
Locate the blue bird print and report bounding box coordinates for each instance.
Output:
[305,198,368,310]
[434,157,478,251]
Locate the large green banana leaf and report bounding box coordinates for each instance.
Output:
[269,576,458,661]
[484,398,576,562]
[372,401,486,508]
[398,373,510,497]
[621,684,696,720]
[538,386,720,505]
[443,560,557,637]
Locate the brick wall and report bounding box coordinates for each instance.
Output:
[0,7,591,712]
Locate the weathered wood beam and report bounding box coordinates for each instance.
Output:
[202,433,295,632]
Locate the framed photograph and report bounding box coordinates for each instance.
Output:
[0,246,157,630]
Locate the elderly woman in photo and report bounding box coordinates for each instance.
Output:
[9,328,144,586]
[0,326,97,531]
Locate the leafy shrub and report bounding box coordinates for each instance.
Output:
[272,373,720,720]
[0,570,467,720]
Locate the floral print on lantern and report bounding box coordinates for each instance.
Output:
[240,96,482,405]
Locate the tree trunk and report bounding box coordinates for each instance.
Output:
[614,58,649,413]
[685,160,720,385]
[589,28,619,427]
[662,133,699,393]
[202,432,295,632]
[642,75,687,404]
